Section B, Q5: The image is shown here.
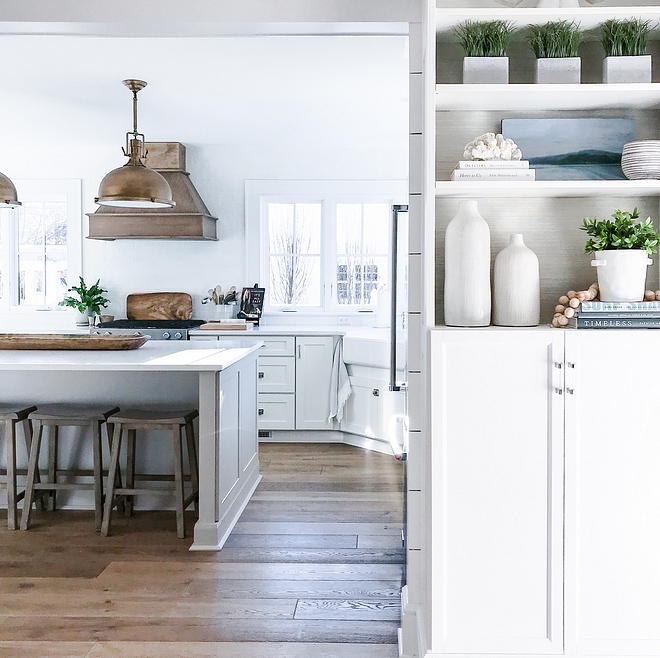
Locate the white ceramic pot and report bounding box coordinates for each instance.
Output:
[444,199,491,326]
[535,57,581,84]
[493,234,540,326]
[603,55,652,84]
[463,57,509,84]
[591,249,653,302]
[75,309,93,326]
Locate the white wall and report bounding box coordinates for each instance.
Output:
[0,35,409,326]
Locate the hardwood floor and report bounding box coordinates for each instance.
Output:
[0,443,404,657]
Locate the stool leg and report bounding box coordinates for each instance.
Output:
[184,419,199,513]
[125,429,136,517]
[172,423,185,539]
[22,419,46,512]
[20,420,43,531]
[102,423,123,537]
[47,424,59,512]
[6,419,17,531]
[92,421,103,533]
[106,423,125,516]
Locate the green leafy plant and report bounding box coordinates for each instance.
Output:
[527,20,584,59]
[453,20,515,58]
[58,276,110,315]
[600,18,652,57]
[581,208,659,255]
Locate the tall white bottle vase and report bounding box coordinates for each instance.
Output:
[444,199,491,327]
[493,233,540,327]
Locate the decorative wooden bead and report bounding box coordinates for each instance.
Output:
[557,315,569,326]
[644,290,655,301]
[555,304,566,313]
[576,291,587,302]
[655,291,660,300]
[564,307,575,318]
[559,295,569,305]
[569,298,580,308]
[567,291,577,299]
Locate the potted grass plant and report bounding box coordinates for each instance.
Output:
[453,20,515,84]
[528,20,584,84]
[582,208,659,301]
[600,18,653,83]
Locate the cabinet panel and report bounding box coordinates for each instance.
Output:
[565,332,660,657]
[260,336,295,356]
[257,393,295,431]
[257,356,295,393]
[295,336,335,430]
[430,330,564,655]
[341,376,381,438]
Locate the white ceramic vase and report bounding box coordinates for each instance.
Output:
[493,234,540,327]
[444,199,491,327]
[603,55,652,84]
[463,57,509,84]
[591,249,652,302]
[535,57,581,84]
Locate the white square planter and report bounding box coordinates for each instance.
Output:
[603,55,652,84]
[534,57,581,84]
[463,57,509,84]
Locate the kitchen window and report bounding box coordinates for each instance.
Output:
[0,179,82,312]
[246,180,406,314]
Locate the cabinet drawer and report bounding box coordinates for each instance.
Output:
[257,393,295,430]
[259,336,295,356]
[257,356,295,393]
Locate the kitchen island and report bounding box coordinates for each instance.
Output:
[0,341,261,551]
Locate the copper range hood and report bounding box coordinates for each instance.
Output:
[87,142,218,240]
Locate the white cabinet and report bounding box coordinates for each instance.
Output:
[431,328,660,657]
[257,393,295,431]
[295,336,335,431]
[430,329,564,655]
[564,332,660,657]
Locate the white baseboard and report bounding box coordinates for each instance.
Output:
[399,586,428,658]
[258,429,393,455]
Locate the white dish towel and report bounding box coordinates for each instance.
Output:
[328,338,352,422]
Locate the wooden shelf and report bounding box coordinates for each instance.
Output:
[435,180,660,198]
[436,7,660,35]
[436,83,660,111]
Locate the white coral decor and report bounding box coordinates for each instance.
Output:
[463,132,522,161]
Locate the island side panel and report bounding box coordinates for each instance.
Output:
[192,351,260,551]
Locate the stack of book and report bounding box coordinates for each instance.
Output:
[569,301,660,329]
[450,160,535,182]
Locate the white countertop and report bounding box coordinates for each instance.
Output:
[189,325,393,339]
[0,341,261,371]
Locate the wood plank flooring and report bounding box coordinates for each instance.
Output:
[0,442,404,657]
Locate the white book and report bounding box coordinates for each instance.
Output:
[457,160,530,169]
[451,169,535,181]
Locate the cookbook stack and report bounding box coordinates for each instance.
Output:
[450,159,535,182]
[569,301,660,329]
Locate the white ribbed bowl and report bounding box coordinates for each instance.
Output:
[622,140,660,180]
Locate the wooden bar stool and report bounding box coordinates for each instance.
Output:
[101,409,199,539]
[20,405,120,532]
[0,405,37,530]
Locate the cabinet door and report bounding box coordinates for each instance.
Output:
[257,393,295,430]
[430,330,564,655]
[295,336,335,430]
[565,332,660,657]
[341,376,381,438]
[257,356,295,393]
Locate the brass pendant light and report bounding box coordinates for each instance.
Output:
[0,170,21,207]
[95,80,175,209]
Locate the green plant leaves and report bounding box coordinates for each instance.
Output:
[600,18,652,57]
[581,208,660,256]
[453,20,515,58]
[58,276,110,315]
[527,20,584,59]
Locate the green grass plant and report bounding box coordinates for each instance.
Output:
[453,20,515,58]
[582,208,659,256]
[528,20,584,59]
[600,18,652,57]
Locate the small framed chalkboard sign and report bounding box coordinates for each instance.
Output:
[237,284,265,326]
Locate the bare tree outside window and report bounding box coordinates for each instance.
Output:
[336,203,389,307]
[268,203,321,307]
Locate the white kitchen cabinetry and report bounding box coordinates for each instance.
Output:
[430,329,564,655]
[430,328,660,657]
[564,332,660,657]
[294,336,335,431]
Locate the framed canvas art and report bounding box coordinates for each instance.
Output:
[501,118,634,180]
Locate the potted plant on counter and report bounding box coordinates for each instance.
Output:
[582,208,659,302]
[59,276,110,325]
[600,18,653,83]
[453,20,515,84]
[528,20,584,84]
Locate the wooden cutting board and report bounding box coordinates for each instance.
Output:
[127,292,193,320]
[0,333,149,350]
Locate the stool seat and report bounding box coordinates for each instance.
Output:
[110,409,198,425]
[20,405,120,532]
[0,405,37,420]
[31,406,120,423]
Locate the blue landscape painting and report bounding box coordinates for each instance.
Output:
[501,118,634,180]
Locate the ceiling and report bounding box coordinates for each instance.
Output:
[0,35,409,150]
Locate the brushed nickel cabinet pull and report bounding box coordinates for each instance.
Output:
[258,409,264,416]
[258,372,265,379]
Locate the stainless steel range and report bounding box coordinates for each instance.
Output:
[92,319,205,341]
